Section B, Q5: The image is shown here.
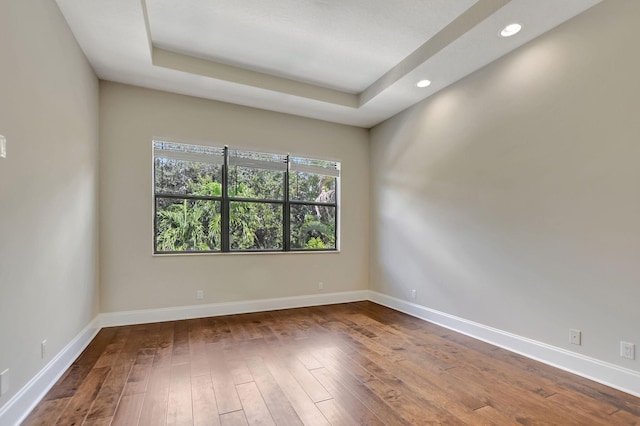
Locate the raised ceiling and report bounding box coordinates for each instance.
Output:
[147,0,477,93]
[55,0,601,127]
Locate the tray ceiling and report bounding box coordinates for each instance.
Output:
[55,0,602,127]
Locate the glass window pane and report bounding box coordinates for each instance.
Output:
[228,166,284,200]
[289,172,336,203]
[290,204,336,249]
[230,202,283,250]
[155,198,221,252]
[154,158,222,196]
[290,156,340,177]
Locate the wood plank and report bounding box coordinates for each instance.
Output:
[246,356,304,426]
[237,314,265,340]
[295,351,323,371]
[167,362,194,425]
[204,316,233,346]
[227,357,254,385]
[93,327,131,369]
[206,341,243,414]
[81,415,113,425]
[43,328,118,401]
[610,408,640,425]
[172,320,191,366]
[111,393,144,426]
[85,327,140,420]
[219,410,249,426]
[189,318,211,378]
[310,353,408,425]
[55,367,111,426]
[21,397,71,426]
[254,334,331,406]
[268,311,308,342]
[226,315,250,342]
[136,363,171,425]
[122,348,155,396]
[284,359,331,403]
[547,390,620,420]
[236,382,276,426]
[311,368,384,426]
[152,322,176,365]
[192,374,221,426]
[472,404,521,425]
[137,322,174,425]
[258,349,330,425]
[256,325,331,404]
[316,398,361,426]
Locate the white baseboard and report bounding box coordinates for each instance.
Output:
[368,290,640,398]
[99,290,369,327]
[0,317,101,426]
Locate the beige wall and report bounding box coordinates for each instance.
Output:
[370,0,640,370]
[0,0,100,407]
[99,82,369,313]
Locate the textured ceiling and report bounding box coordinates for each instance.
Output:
[55,0,602,127]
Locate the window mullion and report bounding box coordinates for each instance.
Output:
[335,176,339,250]
[284,155,291,251]
[153,195,159,254]
[221,146,230,252]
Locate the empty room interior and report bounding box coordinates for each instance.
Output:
[2,0,640,424]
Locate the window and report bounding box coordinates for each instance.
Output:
[288,156,339,250]
[153,141,339,253]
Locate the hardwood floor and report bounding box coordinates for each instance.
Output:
[23,302,640,425]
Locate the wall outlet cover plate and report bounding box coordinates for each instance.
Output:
[620,341,635,360]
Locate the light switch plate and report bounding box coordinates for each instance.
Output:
[569,329,582,345]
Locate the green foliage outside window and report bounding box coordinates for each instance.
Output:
[153,142,338,253]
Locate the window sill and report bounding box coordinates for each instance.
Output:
[152,249,340,257]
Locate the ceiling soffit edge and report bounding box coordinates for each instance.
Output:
[142,0,513,109]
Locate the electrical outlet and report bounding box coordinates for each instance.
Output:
[0,369,9,396]
[41,340,47,359]
[569,329,581,346]
[318,282,324,291]
[620,342,635,360]
[196,290,204,300]
[411,289,417,299]
[0,135,6,159]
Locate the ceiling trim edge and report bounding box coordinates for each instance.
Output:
[151,47,360,108]
[360,0,513,105]
[141,0,512,111]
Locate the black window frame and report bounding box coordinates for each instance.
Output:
[153,141,339,254]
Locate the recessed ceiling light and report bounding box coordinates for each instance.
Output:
[417,79,431,88]
[501,23,522,37]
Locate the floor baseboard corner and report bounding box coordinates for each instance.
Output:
[368,290,640,398]
[0,316,101,426]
